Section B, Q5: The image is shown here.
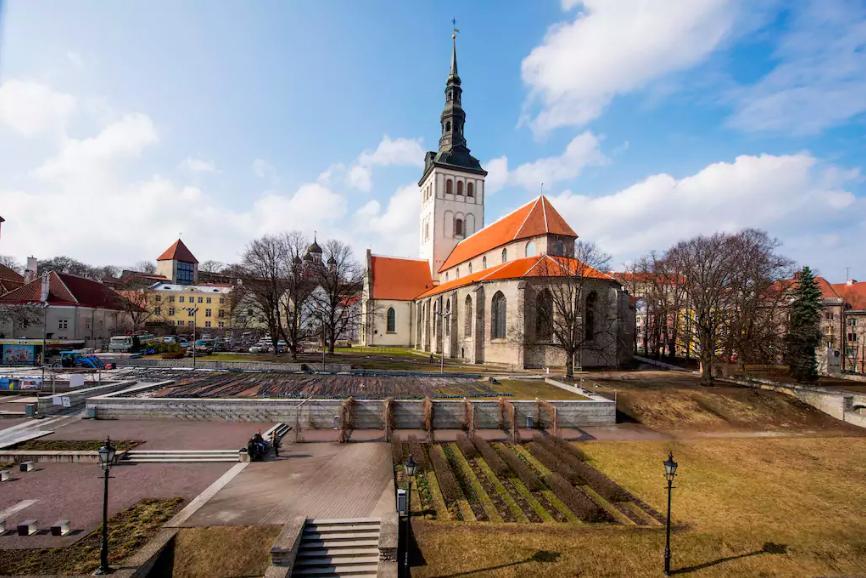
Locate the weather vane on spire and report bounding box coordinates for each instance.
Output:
[452,18,459,39]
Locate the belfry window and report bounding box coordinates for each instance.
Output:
[467,182,474,197]
[445,121,451,132]
[457,181,464,195]
[446,179,453,195]
[455,218,464,237]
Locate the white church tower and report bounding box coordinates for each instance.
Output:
[419,26,487,280]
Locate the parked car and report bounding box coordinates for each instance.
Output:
[248,345,264,353]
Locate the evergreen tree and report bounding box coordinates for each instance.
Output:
[785,266,822,382]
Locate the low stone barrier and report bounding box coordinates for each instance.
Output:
[266,516,307,577]
[115,358,352,373]
[86,394,616,428]
[0,450,109,464]
[37,379,138,415]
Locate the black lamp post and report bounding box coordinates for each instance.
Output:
[403,454,417,577]
[663,451,678,576]
[95,436,117,575]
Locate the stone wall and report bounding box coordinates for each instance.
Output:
[87,393,616,428]
[115,359,352,373]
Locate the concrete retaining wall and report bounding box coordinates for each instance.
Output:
[37,379,138,414]
[86,395,616,428]
[116,358,352,373]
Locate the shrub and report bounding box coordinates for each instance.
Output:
[544,472,609,522]
[407,435,428,471]
[496,444,543,491]
[160,351,185,360]
[455,432,478,459]
[538,433,589,461]
[471,435,509,477]
[391,433,404,466]
[429,444,462,505]
[530,441,628,502]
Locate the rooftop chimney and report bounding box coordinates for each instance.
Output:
[24,256,38,283]
[848,279,858,286]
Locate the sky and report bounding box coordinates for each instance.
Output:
[0,0,864,281]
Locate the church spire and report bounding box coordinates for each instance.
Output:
[439,20,466,153]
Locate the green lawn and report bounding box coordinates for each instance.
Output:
[411,436,866,577]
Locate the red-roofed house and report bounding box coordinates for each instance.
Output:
[0,271,138,345]
[359,36,634,368]
[831,280,866,374]
[156,239,199,285]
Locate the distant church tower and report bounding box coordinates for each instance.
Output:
[419,24,487,279]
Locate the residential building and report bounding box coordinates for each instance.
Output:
[146,282,233,333]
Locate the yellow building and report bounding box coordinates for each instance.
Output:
[148,283,233,332]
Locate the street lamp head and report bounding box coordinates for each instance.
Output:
[404,454,417,477]
[663,451,678,482]
[98,436,116,470]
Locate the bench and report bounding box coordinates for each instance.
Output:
[51,520,71,536]
[19,461,34,472]
[17,519,37,536]
[0,469,10,481]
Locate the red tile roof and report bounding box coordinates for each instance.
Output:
[775,276,842,301]
[157,239,198,263]
[833,281,866,310]
[0,272,131,310]
[370,256,434,300]
[418,254,613,299]
[439,195,577,272]
[0,264,24,295]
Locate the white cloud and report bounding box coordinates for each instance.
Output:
[549,153,863,273]
[0,79,76,138]
[485,131,607,193]
[521,0,737,134]
[180,157,217,174]
[253,183,348,235]
[727,1,866,134]
[352,183,421,257]
[252,158,276,180]
[345,135,424,192]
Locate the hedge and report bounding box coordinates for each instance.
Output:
[455,432,478,459]
[429,444,462,506]
[495,444,543,491]
[471,435,509,477]
[544,472,609,522]
[530,440,628,502]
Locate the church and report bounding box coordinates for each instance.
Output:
[360,32,634,370]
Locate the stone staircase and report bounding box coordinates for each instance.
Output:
[121,449,240,463]
[291,518,381,577]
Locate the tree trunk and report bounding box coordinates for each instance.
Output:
[565,355,574,380]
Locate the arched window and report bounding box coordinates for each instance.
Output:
[386,307,396,333]
[444,301,451,337]
[501,248,508,263]
[456,267,460,278]
[464,295,473,337]
[482,256,487,269]
[585,291,597,341]
[467,182,474,197]
[455,218,464,237]
[525,241,537,257]
[445,121,451,132]
[535,290,553,342]
[468,262,473,274]
[457,181,464,195]
[446,179,453,195]
[491,292,507,339]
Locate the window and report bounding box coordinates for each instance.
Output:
[176,261,195,284]
[525,241,537,257]
[445,121,451,132]
[491,292,506,339]
[386,307,396,333]
[585,291,597,341]
[501,248,508,263]
[468,262,473,274]
[218,309,226,318]
[155,295,161,302]
[154,307,161,316]
[205,309,212,317]
[168,296,175,303]
[206,297,212,304]
[176,320,184,326]
[197,297,203,304]
[169,307,176,316]
[218,321,225,328]
[188,320,194,327]
[219,297,225,304]
[247,308,254,316]
[467,182,474,197]
[457,268,461,278]
[205,321,211,328]
[464,295,473,337]
[446,179,453,195]
[58,319,69,330]
[482,256,487,269]
[536,290,553,342]
[445,301,451,336]
[849,333,858,342]
[457,181,464,195]
[455,218,464,237]
[187,308,195,317]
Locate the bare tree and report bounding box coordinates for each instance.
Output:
[532,241,615,379]
[116,289,157,334]
[0,256,21,273]
[133,260,157,274]
[241,235,292,356]
[307,240,363,353]
[662,229,790,384]
[200,260,226,274]
[281,232,315,359]
[0,304,43,338]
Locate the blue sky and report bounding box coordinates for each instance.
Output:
[0,0,864,280]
